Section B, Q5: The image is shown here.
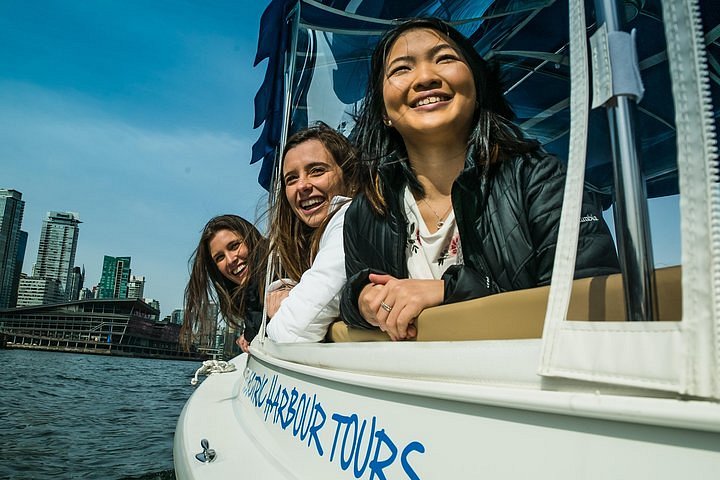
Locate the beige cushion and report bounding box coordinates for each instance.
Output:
[326,266,682,343]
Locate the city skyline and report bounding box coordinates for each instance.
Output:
[3,194,185,314]
[2,1,271,318]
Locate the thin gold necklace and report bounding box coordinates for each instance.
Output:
[421,197,453,229]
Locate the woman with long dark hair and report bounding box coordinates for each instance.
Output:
[182,215,267,352]
[340,18,619,340]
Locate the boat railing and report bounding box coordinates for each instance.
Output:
[327,266,682,343]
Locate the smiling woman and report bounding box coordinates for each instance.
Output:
[182,215,268,351]
[340,18,620,341]
[282,139,345,229]
[264,122,358,343]
[382,28,477,148]
[209,230,251,286]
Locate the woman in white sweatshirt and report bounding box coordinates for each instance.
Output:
[260,122,357,344]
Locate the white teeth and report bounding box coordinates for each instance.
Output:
[232,264,246,275]
[416,96,444,107]
[300,198,324,209]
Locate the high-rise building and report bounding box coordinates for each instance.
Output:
[10,231,28,308]
[17,276,65,307]
[32,211,81,300]
[171,308,184,326]
[127,275,145,299]
[98,256,131,299]
[67,266,84,301]
[0,189,25,308]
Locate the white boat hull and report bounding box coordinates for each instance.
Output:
[174,344,720,479]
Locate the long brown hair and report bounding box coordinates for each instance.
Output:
[181,214,268,349]
[269,122,358,281]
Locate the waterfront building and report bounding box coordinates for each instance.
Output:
[0,189,25,308]
[67,266,84,301]
[32,211,81,300]
[0,298,200,360]
[16,276,65,307]
[98,255,131,299]
[127,275,145,299]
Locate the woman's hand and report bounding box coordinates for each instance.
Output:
[266,287,291,318]
[358,282,386,326]
[236,334,250,353]
[362,273,444,341]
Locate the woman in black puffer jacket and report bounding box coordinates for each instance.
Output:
[340,18,619,340]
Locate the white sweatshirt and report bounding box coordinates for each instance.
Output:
[265,198,349,343]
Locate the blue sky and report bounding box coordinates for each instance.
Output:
[1,0,270,318]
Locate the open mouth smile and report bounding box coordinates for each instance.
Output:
[232,264,247,276]
[411,95,451,108]
[299,197,326,213]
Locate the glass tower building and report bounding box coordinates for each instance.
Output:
[32,211,81,300]
[0,189,26,308]
[67,266,85,301]
[98,255,131,299]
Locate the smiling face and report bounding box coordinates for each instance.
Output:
[382,28,477,146]
[208,229,250,286]
[283,139,345,228]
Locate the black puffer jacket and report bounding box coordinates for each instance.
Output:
[340,152,620,329]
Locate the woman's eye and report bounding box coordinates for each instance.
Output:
[214,254,224,264]
[285,176,297,185]
[437,54,458,63]
[388,64,410,76]
[310,166,326,176]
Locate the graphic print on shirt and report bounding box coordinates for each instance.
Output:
[437,233,461,266]
[406,222,421,254]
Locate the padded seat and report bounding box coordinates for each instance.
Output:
[326,266,681,343]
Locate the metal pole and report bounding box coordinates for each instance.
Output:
[593,0,657,320]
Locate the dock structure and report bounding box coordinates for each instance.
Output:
[0,298,202,360]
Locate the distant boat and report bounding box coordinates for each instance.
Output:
[174,0,720,478]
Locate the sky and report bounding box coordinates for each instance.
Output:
[1,0,271,318]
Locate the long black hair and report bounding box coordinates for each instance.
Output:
[351,17,539,214]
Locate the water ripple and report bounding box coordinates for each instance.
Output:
[0,349,197,480]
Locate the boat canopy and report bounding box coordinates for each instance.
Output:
[251,0,719,193]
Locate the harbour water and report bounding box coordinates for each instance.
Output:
[0,349,199,479]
